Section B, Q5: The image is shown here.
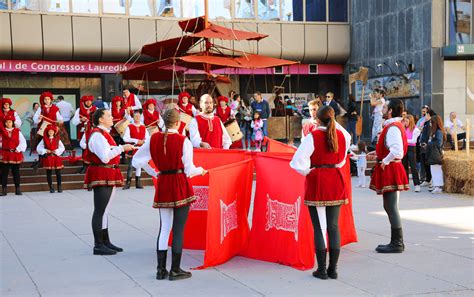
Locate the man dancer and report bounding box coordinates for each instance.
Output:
[368,98,409,253]
[122,87,142,111]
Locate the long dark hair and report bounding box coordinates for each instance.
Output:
[430,115,447,142]
[317,105,338,152]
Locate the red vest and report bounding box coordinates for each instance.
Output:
[84,128,123,188]
[143,109,160,127]
[0,109,15,124]
[129,124,146,141]
[43,136,60,151]
[1,128,23,164]
[112,107,125,122]
[150,132,195,208]
[77,105,97,140]
[82,128,93,164]
[302,122,318,137]
[179,103,194,117]
[196,115,224,149]
[124,93,138,109]
[304,129,348,206]
[370,121,409,194]
[40,105,59,125]
[216,106,231,123]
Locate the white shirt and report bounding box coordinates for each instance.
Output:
[4,128,27,152]
[444,118,464,135]
[4,110,22,128]
[37,138,65,156]
[123,123,150,144]
[382,117,404,165]
[189,113,232,149]
[33,106,64,124]
[290,124,351,176]
[373,97,385,115]
[88,125,124,164]
[56,100,74,121]
[406,127,421,145]
[79,133,87,150]
[132,129,204,178]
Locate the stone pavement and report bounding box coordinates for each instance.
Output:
[1,180,473,296]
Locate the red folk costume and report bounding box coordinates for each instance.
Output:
[84,128,123,188]
[195,114,224,148]
[41,125,64,170]
[149,132,195,208]
[1,115,24,164]
[127,124,146,156]
[77,96,97,140]
[143,99,160,128]
[369,121,409,194]
[305,129,348,206]
[111,96,125,137]
[0,98,16,126]
[215,96,231,123]
[38,92,60,127]
[178,92,194,117]
[82,128,93,165]
[302,121,318,137]
[124,92,138,109]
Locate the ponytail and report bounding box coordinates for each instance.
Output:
[317,105,338,152]
[161,108,181,155]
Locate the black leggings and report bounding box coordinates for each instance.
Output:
[157,206,190,253]
[383,191,402,229]
[403,146,420,186]
[1,163,20,188]
[308,205,341,251]
[91,186,114,235]
[46,169,62,186]
[420,153,432,183]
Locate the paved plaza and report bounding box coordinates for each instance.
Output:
[1,180,473,296]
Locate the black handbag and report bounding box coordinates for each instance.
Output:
[426,142,443,165]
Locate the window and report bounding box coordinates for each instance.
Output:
[258,0,280,20]
[448,0,472,44]
[102,0,126,14]
[72,0,99,14]
[208,0,231,19]
[11,0,41,10]
[0,0,8,9]
[157,0,181,17]
[46,0,70,13]
[235,0,255,19]
[182,0,204,18]
[305,0,326,21]
[130,0,154,16]
[329,0,347,22]
[282,0,303,21]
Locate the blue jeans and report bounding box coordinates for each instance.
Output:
[240,121,252,148]
[262,119,268,137]
[347,120,357,145]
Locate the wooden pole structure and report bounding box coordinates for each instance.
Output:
[466,119,471,157]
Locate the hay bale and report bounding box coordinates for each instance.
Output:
[442,151,474,196]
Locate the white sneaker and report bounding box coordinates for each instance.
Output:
[420,181,431,187]
[255,148,261,152]
[428,185,434,192]
[414,185,421,192]
[431,187,442,194]
[360,185,366,188]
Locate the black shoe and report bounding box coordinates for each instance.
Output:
[49,186,55,193]
[0,187,7,196]
[123,179,131,190]
[102,229,123,252]
[93,244,117,255]
[78,165,87,174]
[169,252,192,281]
[312,249,328,279]
[376,228,405,253]
[135,177,143,189]
[327,249,340,279]
[156,250,169,280]
[57,185,62,193]
[15,187,22,195]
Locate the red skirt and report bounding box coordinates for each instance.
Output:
[304,167,348,206]
[42,155,64,169]
[84,166,124,188]
[153,173,195,208]
[370,162,409,194]
[1,150,24,164]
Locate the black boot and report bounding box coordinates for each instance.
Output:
[93,230,117,255]
[57,184,62,193]
[156,250,169,280]
[102,228,123,252]
[327,249,340,279]
[312,249,328,279]
[376,228,405,253]
[15,187,22,195]
[49,184,55,193]
[78,164,87,174]
[135,177,143,189]
[0,187,6,196]
[123,165,132,190]
[123,178,131,190]
[169,252,192,281]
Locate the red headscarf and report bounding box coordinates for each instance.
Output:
[1,97,13,108]
[217,96,229,103]
[43,124,60,151]
[144,98,157,110]
[3,113,15,125]
[111,96,125,121]
[40,92,54,107]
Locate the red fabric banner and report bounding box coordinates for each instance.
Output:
[243,154,357,270]
[264,137,297,153]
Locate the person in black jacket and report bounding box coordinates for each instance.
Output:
[346,95,358,144]
[323,92,341,117]
[419,110,434,188]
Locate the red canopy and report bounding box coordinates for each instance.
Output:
[179,16,206,33]
[191,23,268,41]
[141,36,201,59]
[178,53,298,69]
[120,59,177,80]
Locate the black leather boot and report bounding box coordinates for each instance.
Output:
[156,250,169,280]
[49,184,55,193]
[123,165,132,190]
[93,230,117,255]
[15,187,22,195]
[102,228,123,252]
[57,184,62,193]
[327,249,340,279]
[135,177,143,189]
[376,228,405,253]
[123,179,131,190]
[312,249,328,279]
[78,164,87,174]
[0,187,7,196]
[169,252,192,281]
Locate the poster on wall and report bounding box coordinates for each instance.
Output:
[355,73,421,102]
[249,93,315,113]
[1,93,78,140]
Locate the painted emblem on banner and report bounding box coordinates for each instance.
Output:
[265,194,301,241]
[191,186,209,211]
[220,200,238,244]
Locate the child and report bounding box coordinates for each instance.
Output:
[0,114,27,196]
[216,96,232,123]
[251,111,264,152]
[37,124,65,193]
[350,141,367,187]
[122,110,150,189]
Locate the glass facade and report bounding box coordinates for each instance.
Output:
[1,0,348,22]
[448,0,472,44]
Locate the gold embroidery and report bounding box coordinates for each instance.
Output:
[304,198,349,207]
[84,180,124,188]
[370,184,410,195]
[153,196,197,208]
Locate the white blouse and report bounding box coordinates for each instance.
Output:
[382,117,404,165]
[37,138,65,156]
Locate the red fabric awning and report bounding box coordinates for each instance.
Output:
[179,16,206,33]
[141,36,201,59]
[120,59,176,80]
[178,53,298,69]
[191,23,268,41]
